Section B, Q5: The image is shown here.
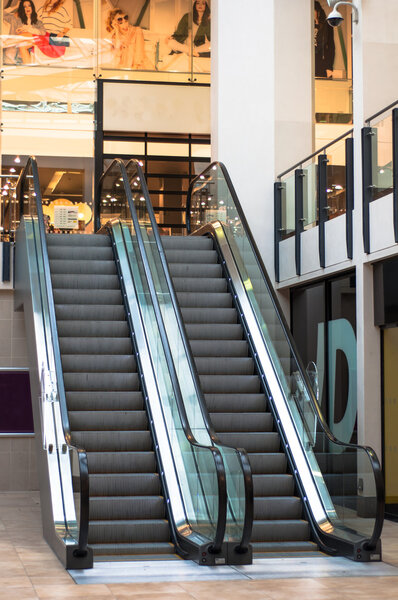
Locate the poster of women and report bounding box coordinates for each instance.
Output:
[2,0,95,66]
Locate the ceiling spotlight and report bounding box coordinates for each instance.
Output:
[14,156,21,164]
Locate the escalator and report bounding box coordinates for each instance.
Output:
[124,159,384,562]
[14,157,251,569]
[47,233,173,558]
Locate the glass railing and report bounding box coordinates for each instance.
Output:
[187,162,384,559]
[15,158,90,563]
[97,159,251,558]
[302,158,318,229]
[280,172,295,240]
[369,112,394,201]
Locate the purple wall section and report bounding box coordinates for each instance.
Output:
[0,371,34,433]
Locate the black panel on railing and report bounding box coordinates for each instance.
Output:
[346,137,354,259]
[274,181,282,283]
[294,169,304,276]
[362,127,373,254]
[318,154,328,269]
[393,108,398,243]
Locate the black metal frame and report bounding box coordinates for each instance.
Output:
[346,137,354,259]
[295,169,304,276]
[186,161,385,559]
[97,159,239,562]
[318,154,328,269]
[274,181,282,283]
[393,108,398,243]
[362,126,373,254]
[16,157,91,562]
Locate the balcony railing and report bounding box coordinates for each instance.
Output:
[274,130,354,282]
[362,100,398,253]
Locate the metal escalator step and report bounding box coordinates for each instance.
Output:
[172,277,227,293]
[87,451,156,474]
[181,307,237,324]
[195,357,254,375]
[253,474,295,496]
[88,519,170,544]
[48,244,114,261]
[60,337,132,355]
[186,323,243,340]
[55,304,126,321]
[47,233,111,247]
[176,291,232,309]
[251,519,310,542]
[205,393,267,412]
[72,430,152,452]
[90,542,175,556]
[66,391,144,411]
[252,541,317,555]
[69,410,148,432]
[49,259,117,276]
[89,473,160,496]
[168,263,222,279]
[253,496,303,520]
[62,354,135,373]
[57,320,129,338]
[63,372,139,392]
[162,236,213,251]
[164,249,218,265]
[53,289,123,305]
[248,452,287,474]
[90,496,165,521]
[210,412,273,433]
[51,273,120,290]
[191,340,248,357]
[217,432,280,452]
[200,374,261,394]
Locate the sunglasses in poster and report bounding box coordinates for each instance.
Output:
[117,15,129,24]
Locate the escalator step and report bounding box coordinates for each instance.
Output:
[164,249,218,265]
[253,474,295,496]
[48,244,114,261]
[195,357,254,375]
[210,412,273,433]
[90,496,165,521]
[90,542,175,556]
[253,496,303,520]
[55,304,126,321]
[172,277,227,293]
[53,288,123,305]
[191,340,248,357]
[60,337,132,355]
[251,519,310,542]
[248,452,287,474]
[186,323,243,340]
[88,519,170,544]
[205,393,266,413]
[87,451,156,474]
[51,273,120,290]
[66,391,144,411]
[252,541,317,554]
[176,291,232,309]
[62,354,135,373]
[168,263,222,279]
[69,410,148,432]
[49,259,117,275]
[162,235,213,251]
[57,320,129,338]
[181,307,237,324]
[200,374,261,394]
[72,430,152,452]
[63,372,139,392]
[218,432,280,452]
[89,473,160,496]
[47,233,111,247]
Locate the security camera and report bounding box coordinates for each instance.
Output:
[327,6,344,27]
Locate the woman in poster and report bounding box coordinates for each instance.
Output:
[167,0,210,58]
[37,0,71,37]
[314,0,335,78]
[3,0,45,63]
[106,8,153,70]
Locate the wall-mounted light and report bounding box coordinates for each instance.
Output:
[327,1,359,26]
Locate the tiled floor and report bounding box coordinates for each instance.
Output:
[1,491,398,599]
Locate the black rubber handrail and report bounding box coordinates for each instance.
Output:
[124,158,254,554]
[277,129,353,180]
[17,157,89,556]
[97,159,228,555]
[366,99,398,125]
[186,161,385,552]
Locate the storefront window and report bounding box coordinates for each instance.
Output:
[291,272,357,443]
